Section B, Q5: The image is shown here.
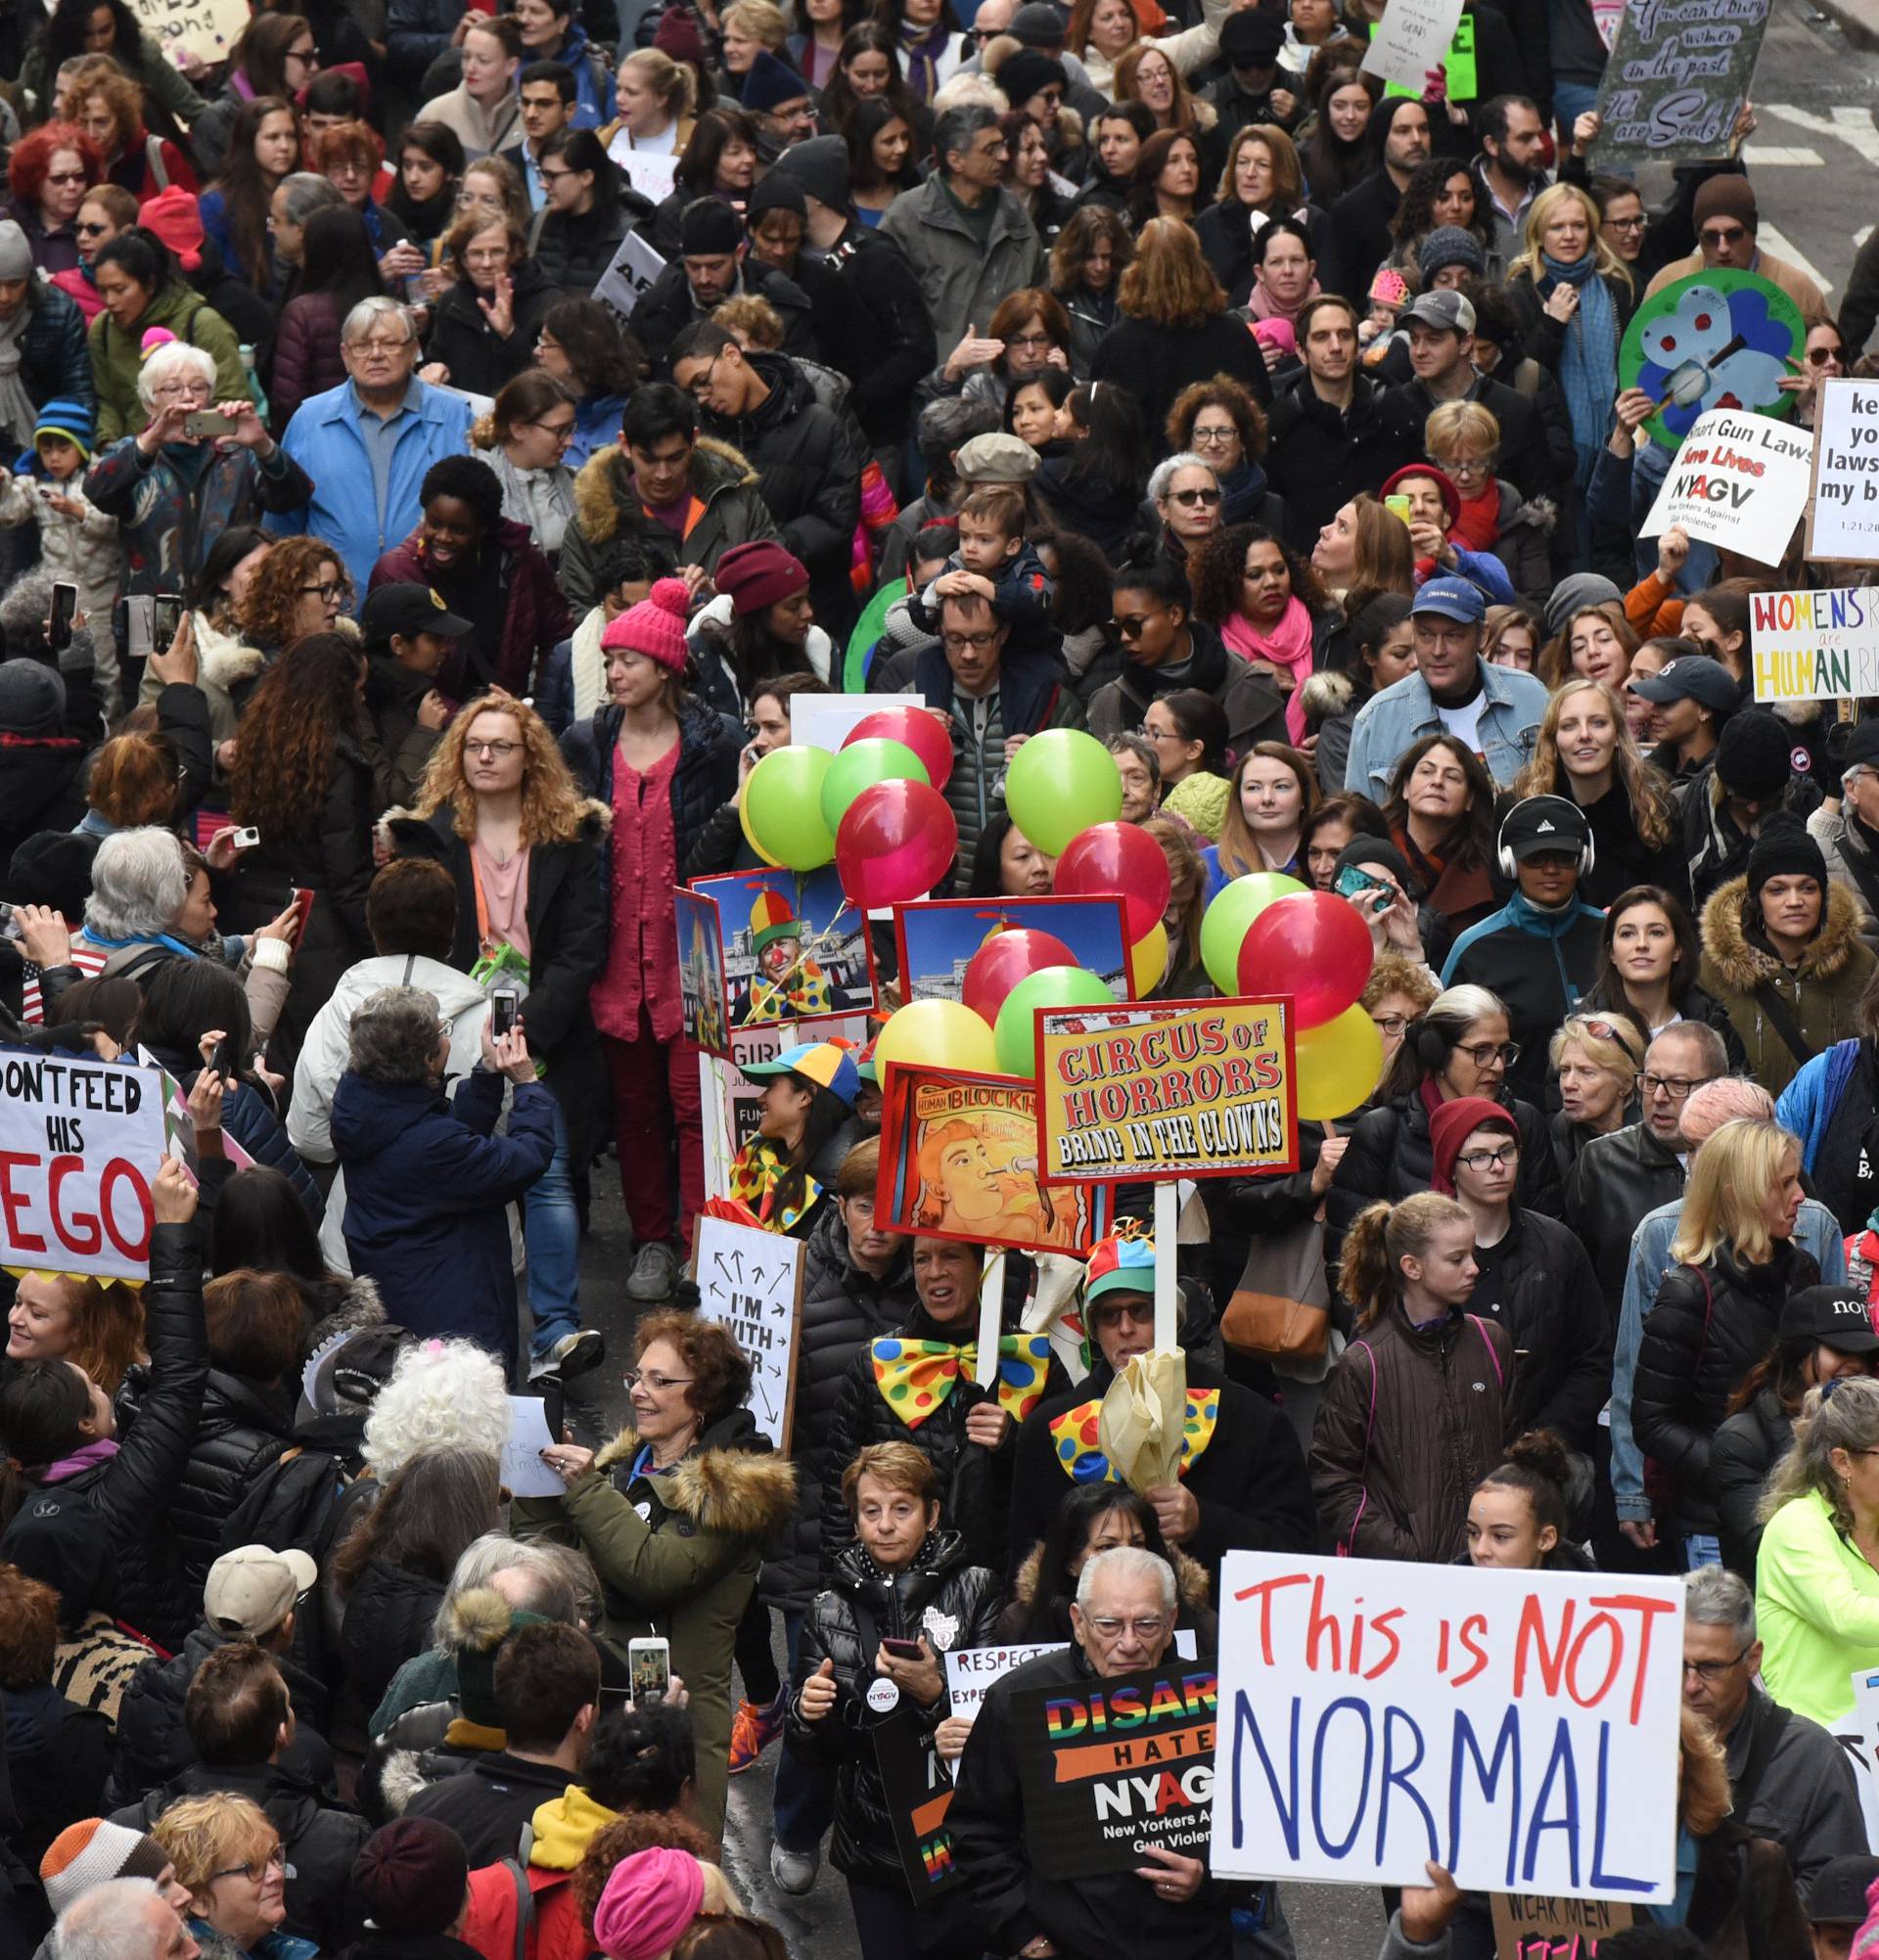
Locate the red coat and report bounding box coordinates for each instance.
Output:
[368,517,572,697]
[460,1862,590,1960]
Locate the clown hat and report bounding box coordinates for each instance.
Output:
[1084,1228,1155,1303]
[743,1038,859,1108]
[750,889,802,956]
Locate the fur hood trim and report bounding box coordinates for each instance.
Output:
[303,1272,385,1355]
[378,1750,429,1818]
[1010,1540,1212,1613]
[1700,873,1866,990]
[592,1429,799,1538]
[196,620,268,694]
[571,436,760,548]
[441,1585,513,1654]
[1299,669,1352,717]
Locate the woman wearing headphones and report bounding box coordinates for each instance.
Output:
[1440,796,1609,1110]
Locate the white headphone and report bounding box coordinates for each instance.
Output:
[1497,802,1595,882]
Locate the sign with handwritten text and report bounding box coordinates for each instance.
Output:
[1590,0,1771,164]
[1210,1554,1683,1902]
[1749,587,1879,701]
[128,0,249,66]
[1491,1892,1635,1960]
[1360,0,1464,92]
[692,1214,802,1452]
[1809,381,1879,561]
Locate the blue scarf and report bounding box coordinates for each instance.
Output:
[1542,251,1617,489]
[1218,458,1270,524]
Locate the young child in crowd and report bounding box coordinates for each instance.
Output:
[905,485,1054,641]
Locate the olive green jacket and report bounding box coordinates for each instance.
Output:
[89,281,246,444]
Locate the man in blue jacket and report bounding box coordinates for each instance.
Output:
[268,297,476,596]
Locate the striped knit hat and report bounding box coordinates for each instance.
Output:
[41,1820,172,1914]
[31,396,93,463]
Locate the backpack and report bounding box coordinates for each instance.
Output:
[215,1445,349,1566]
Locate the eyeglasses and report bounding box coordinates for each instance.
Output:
[1370,1013,1409,1036]
[1114,614,1164,641]
[286,43,317,60]
[1084,1616,1170,1639]
[1454,1143,1519,1172]
[466,739,523,757]
[1008,331,1053,349]
[1088,1299,1154,1330]
[1455,1040,1519,1068]
[527,417,577,439]
[213,1847,287,1885]
[346,336,416,354]
[1700,224,1748,247]
[1681,1649,1749,1682]
[1190,424,1236,447]
[682,350,721,401]
[623,1369,695,1390]
[1167,486,1222,507]
[74,219,111,236]
[300,581,345,602]
[1808,343,1846,366]
[941,629,999,652]
[1639,1071,1710,1101]
[1603,212,1648,233]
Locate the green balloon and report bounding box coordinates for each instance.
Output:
[1004,729,1123,856]
[819,738,930,836]
[1201,873,1307,994]
[743,746,835,871]
[993,965,1116,1077]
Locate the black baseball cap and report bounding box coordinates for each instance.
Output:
[1777,1286,1879,1354]
[1498,795,1591,863]
[1806,1854,1879,1927]
[360,582,475,644]
[1627,655,1736,711]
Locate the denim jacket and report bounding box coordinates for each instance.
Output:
[1343,657,1549,802]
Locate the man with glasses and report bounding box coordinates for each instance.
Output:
[268,296,477,595]
[906,586,1083,880]
[1086,558,1284,760]
[1645,174,1826,323]
[1680,1565,1864,1904]
[498,61,577,207]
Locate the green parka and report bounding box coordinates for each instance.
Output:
[89,281,247,444]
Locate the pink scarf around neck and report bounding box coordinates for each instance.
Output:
[1221,598,1315,742]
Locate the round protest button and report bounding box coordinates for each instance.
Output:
[866,1677,902,1714]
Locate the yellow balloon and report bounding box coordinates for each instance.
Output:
[1127,923,1169,997]
[873,998,998,1077]
[738,791,782,868]
[1294,1004,1384,1121]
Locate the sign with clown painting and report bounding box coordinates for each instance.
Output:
[688,866,871,1028]
[1619,269,1807,453]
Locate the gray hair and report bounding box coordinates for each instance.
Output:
[935,102,999,174]
[1075,1544,1177,1613]
[135,340,216,413]
[1646,1020,1729,1080]
[342,296,416,347]
[279,171,344,228]
[84,826,189,941]
[53,1882,163,1960]
[433,1533,591,1644]
[917,391,1000,469]
[1683,1565,1755,1648]
[1763,1375,1879,1530]
[0,569,55,648]
[346,985,446,1083]
[1149,452,1215,502]
[1107,732,1160,790]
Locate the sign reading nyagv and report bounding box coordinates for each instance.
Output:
[1209,1553,1684,1903]
[1639,408,1813,554]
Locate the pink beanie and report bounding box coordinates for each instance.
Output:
[592,1847,706,1960]
[600,577,692,673]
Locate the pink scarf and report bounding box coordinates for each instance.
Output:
[1221,598,1315,742]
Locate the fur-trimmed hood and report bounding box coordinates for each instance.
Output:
[302,1271,385,1356]
[195,615,268,695]
[592,1422,798,1540]
[570,435,760,550]
[1009,1539,1212,1614]
[1300,669,1352,718]
[1700,873,1866,991]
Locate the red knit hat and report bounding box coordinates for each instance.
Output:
[1429,1096,1517,1196]
[600,577,691,672]
[140,187,204,273]
[713,540,809,615]
[1382,462,1462,531]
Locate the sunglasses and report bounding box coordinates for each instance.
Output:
[1807,343,1845,366]
[1168,487,1221,507]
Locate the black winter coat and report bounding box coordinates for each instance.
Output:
[0,1222,206,1651]
[1713,1388,1791,1582]
[762,1203,919,1614]
[1008,1357,1316,1588]
[1632,1241,1818,1534]
[528,198,645,299]
[561,700,742,889]
[1088,312,1271,460]
[1563,1118,1686,1306]
[425,257,561,398]
[819,1304,1070,1580]
[1084,623,1286,766]
[2,1684,111,1865]
[785,1531,1001,1892]
[402,1748,573,1865]
[0,667,100,871]
[1262,372,1420,554]
[627,259,817,367]
[339,1558,449,1724]
[1464,1207,1610,1448]
[818,223,938,447]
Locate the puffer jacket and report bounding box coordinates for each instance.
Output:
[425,255,562,397]
[1463,1207,1609,1449]
[1309,1301,1515,1561]
[558,436,781,615]
[1714,1388,1793,1583]
[561,699,742,893]
[3,1683,111,1865]
[16,280,93,425]
[1699,877,1876,1097]
[0,1221,206,1651]
[762,1203,919,1615]
[339,1557,451,1723]
[512,1408,798,1840]
[1632,1241,1819,1535]
[87,281,247,444]
[785,1531,1002,1891]
[528,199,635,299]
[268,290,350,432]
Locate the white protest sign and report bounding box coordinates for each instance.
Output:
[1639,407,1813,554]
[1842,1666,1879,1850]
[615,150,679,205]
[1749,587,1879,702]
[1809,380,1879,561]
[693,1214,804,1451]
[790,694,915,756]
[1361,0,1465,92]
[128,0,247,67]
[595,231,668,321]
[944,1630,1198,1718]
[0,1053,168,1282]
[1210,1553,1684,1901]
[501,1396,564,1499]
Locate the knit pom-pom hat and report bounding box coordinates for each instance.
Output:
[600,577,692,673]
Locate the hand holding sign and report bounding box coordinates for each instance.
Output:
[153,1155,198,1224]
[1400,1864,1464,1943]
[1135,1845,1205,1905]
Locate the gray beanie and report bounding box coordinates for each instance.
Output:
[0,220,32,282]
[771,134,850,213]
[1543,572,1623,638]
[1418,224,1486,280]
[0,659,66,738]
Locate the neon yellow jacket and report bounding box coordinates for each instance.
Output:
[1755,1488,1879,1726]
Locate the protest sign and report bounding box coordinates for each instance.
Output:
[1639,408,1813,555]
[878,1064,1110,1254]
[595,231,666,321]
[790,694,913,757]
[1844,1667,1879,1849]
[1382,12,1476,97]
[1621,272,1806,451]
[1210,1553,1684,1901]
[1010,1659,1218,1880]
[1589,0,1770,165]
[0,1052,168,1282]
[1749,587,1879,702]
[700,1011,873,1199]
[1490,1894,1634,1960]
[500,1397,562,1499]
[1808,380,1879,561]
[875,1713,961,1893]
[128,0,247,67]
[674,888,731,1057]
[691,866,871,1026]
[944,1632,1199,1719]
[894,896,1130,1007]
[693,1214,803,1449]
[1035,998,1297,1184]
[1360,0,1464,92]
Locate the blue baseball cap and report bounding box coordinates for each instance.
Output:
[1409,575,1487,625]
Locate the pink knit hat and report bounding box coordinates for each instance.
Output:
[591,1847,705,1960]
[600,578,692,673]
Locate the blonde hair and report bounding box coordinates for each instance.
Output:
[1510,181,1633,295]
[1547,1011,1644,1099]
[1678,1705,1732,1837]
[723,0,790,45]
[1761,1374,1879,1530]
[1670,1117,1800,1267]
[413,688,601,848]
[153,1793,276,1898]
[711,294,786,348]
[619,47,698,117]
[1423,398,1499,464]
[1338,1193,1471,1329]
[1514,677,1674,849]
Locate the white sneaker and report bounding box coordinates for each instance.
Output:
[626,1242,680,1301]
[528,1329,605,1381]
[769,1843,819,1894]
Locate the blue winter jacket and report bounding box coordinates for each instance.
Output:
[1775,1039,1864,1178]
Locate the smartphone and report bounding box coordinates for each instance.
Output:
[627,1636,671,1704]
[229,826,260,850]
[152,594,185,649]
[1335,863,1394,914]
[490,984,520,1039]
[48,582,77,655]
[1383,492,1413,524]
[183,409,228,439]
[288,888,317,939]
[880,1637,925,1663]
[0,901,19,942]
[210,1035,237,1083]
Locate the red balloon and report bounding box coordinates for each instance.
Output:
[1237,890,1376,1028]
[960,927,1079,1026]
[836,780,958,910]
[1054,821,1171,941]
[844,707,954,793]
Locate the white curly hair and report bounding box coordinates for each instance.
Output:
[362,1338,511,1477]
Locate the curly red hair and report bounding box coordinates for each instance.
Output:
[7,121,105,206]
